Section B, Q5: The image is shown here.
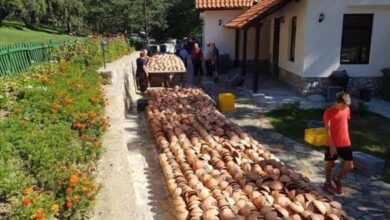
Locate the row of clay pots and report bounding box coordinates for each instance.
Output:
[146,54,186,72]
[146,87,352,220]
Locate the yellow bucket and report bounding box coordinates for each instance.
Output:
[218,93,235,113]
[304,128,327,146]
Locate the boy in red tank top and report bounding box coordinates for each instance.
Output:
[322,92,353,195]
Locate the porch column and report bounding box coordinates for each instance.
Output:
[234,29,240,67]
[242,28,248,76]
[253,23,263,93]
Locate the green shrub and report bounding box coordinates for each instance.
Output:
[282,101,301,115]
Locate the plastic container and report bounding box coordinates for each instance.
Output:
[218,93,235,113]
[304,128,327,146]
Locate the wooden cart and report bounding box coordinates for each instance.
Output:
[148,70,186,87]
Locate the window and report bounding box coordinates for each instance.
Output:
[340,14,373,64]
[289,16,297,62]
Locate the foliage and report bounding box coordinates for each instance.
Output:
[166,0,203,39]
[1,0,203,42]
[0,36,130,219]
[281,100,301,116]
[18,0,47,28]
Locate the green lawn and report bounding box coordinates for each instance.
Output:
[266,109,390,182]
[0,20,77,46]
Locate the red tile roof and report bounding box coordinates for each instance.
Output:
[196,0,256,10]
[225,0,292,29]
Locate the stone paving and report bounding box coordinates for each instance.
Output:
[200,83,389,219]
[95,54,389,220]
[224,97,390,219]
[186,60,390,219]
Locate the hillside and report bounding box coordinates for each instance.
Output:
[0,20,77,46]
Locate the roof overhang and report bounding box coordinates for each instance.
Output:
[224,0,294,29]
[195,0,256,11]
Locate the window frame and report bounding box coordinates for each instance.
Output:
[289,16,297,62]
[340,14,374,65]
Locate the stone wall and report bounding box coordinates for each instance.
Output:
[279,67,383,97]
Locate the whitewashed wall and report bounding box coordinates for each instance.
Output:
[268,0,308,76]
[203,10,244,59]
[304,0,390,77]
[203,10,270,61]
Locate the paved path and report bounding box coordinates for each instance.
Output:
[92,52,175,220]
[186,60,390,219]
[223,97,390,220]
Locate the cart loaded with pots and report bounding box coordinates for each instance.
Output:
[146,54,186,87]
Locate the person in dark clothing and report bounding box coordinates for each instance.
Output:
[136,49,149,93]
[191,43,203,80]
[204,41,213,77]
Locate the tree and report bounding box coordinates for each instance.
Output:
[0,0,23,25]
[85,0,131,34]
[128,0,172,41]
[166,0,202,39]
[18,0,47,28]
[44,0,84,32]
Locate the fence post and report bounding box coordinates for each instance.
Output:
[6,46,13,74]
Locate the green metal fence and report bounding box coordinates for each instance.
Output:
[0,40,72,76]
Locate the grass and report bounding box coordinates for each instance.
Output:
[266,108,390,182]
[0,20,77,46]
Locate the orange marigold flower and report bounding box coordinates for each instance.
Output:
[23,187,34,195]
[50,102,61,110]
[89,120,96,126]
[31,208,45,220]
[73,195,80,202]
[73,123,86,130]
[82,187,91,194]
[83,177,91,185]
[88,111,97,119]
[66,188,73,194]
[69,175,79,186]
[51,204,60,212]
[22,197,33,206]
[66,201,73,209]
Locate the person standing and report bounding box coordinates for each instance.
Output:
[191,43,203,81]
[204,41,213,77]
[211,43,220,81]
[136,49,149,93]
[177,44,189,68]
[322,92,353,195]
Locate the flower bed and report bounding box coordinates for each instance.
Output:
[0,36,130,219]
[146,87,351,220]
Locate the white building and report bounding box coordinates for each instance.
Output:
[196,0,390,96]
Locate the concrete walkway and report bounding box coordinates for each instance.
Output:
[91,52,175,220]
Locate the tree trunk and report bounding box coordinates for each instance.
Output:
[67,22,72,34]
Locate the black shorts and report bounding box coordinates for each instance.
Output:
[324,147,353,161]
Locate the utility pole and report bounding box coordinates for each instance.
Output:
[144,0,148,46]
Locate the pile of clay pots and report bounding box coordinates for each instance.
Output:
[146,54,186,72]
[146,87,351,220]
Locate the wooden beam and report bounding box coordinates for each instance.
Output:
[253,23,263,93]
[242,0,293,30]
[242,28,248,76]
[234,29,240,67]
